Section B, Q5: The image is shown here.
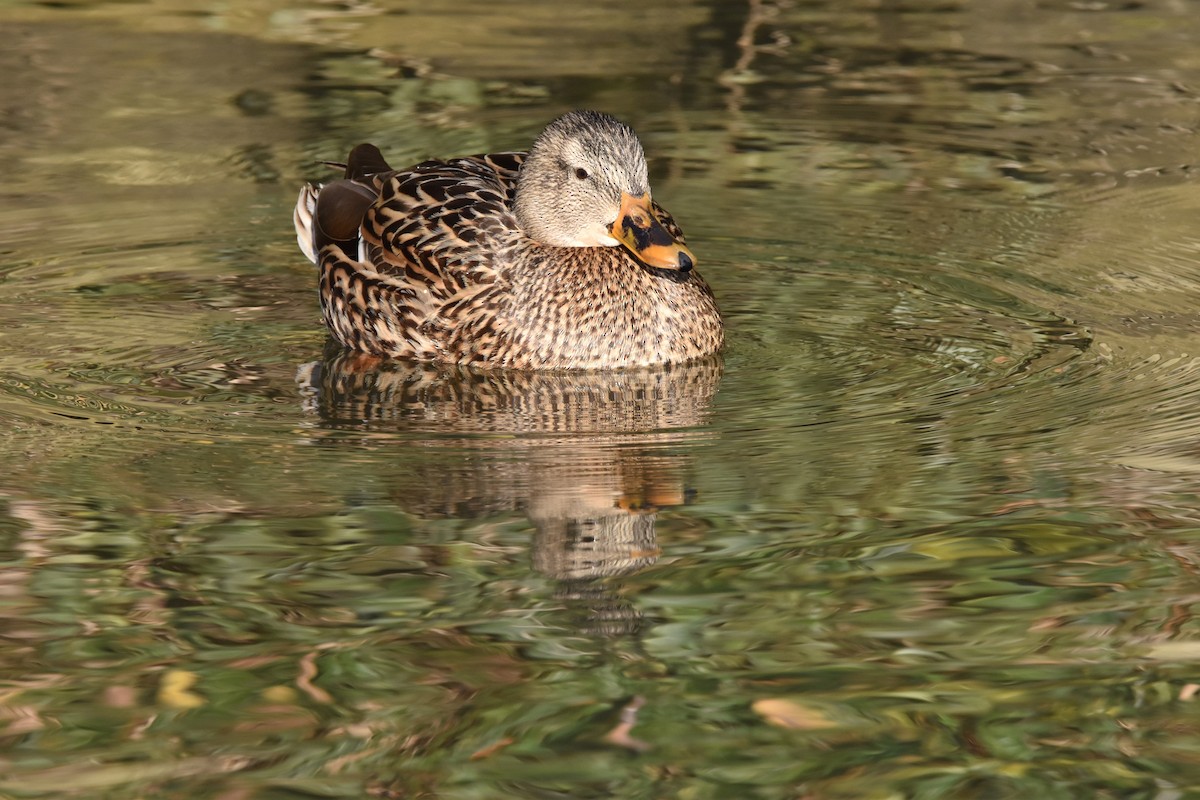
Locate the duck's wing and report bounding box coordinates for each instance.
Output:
[298,148,528,359]
[361,152,526,288]
[650,199,688,245]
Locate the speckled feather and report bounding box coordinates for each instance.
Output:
[294,139,723,369]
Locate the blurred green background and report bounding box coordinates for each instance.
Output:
[4,1,1200,797]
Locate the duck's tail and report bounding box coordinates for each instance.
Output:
[293,183,321,264]
[293,144,394,265]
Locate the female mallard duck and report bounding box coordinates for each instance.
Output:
[293,110,722,369]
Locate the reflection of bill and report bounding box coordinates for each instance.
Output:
[297,350,723,635]
[528,453,685,637]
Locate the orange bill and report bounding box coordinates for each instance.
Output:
[609,193,696,272]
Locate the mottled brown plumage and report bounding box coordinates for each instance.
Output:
[293,111,723,369]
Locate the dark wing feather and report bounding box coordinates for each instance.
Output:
[313,179,377,257]
[651,200,687,244]
[344,143,392,181]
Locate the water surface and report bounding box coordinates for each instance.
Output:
[4,1,1200,797]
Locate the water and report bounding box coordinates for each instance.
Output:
[4,1,1200,797]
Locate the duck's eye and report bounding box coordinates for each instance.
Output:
[573,167,589,180]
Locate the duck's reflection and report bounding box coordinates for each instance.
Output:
[297,347,722,636]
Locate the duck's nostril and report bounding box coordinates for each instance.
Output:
[678,251,694,272]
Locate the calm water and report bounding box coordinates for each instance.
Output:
[4,1,1200,797]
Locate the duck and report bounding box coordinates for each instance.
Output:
[293,110,723,370]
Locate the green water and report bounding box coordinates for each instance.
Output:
[5,1,1200,797]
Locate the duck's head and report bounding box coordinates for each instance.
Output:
[513,110,696,272]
